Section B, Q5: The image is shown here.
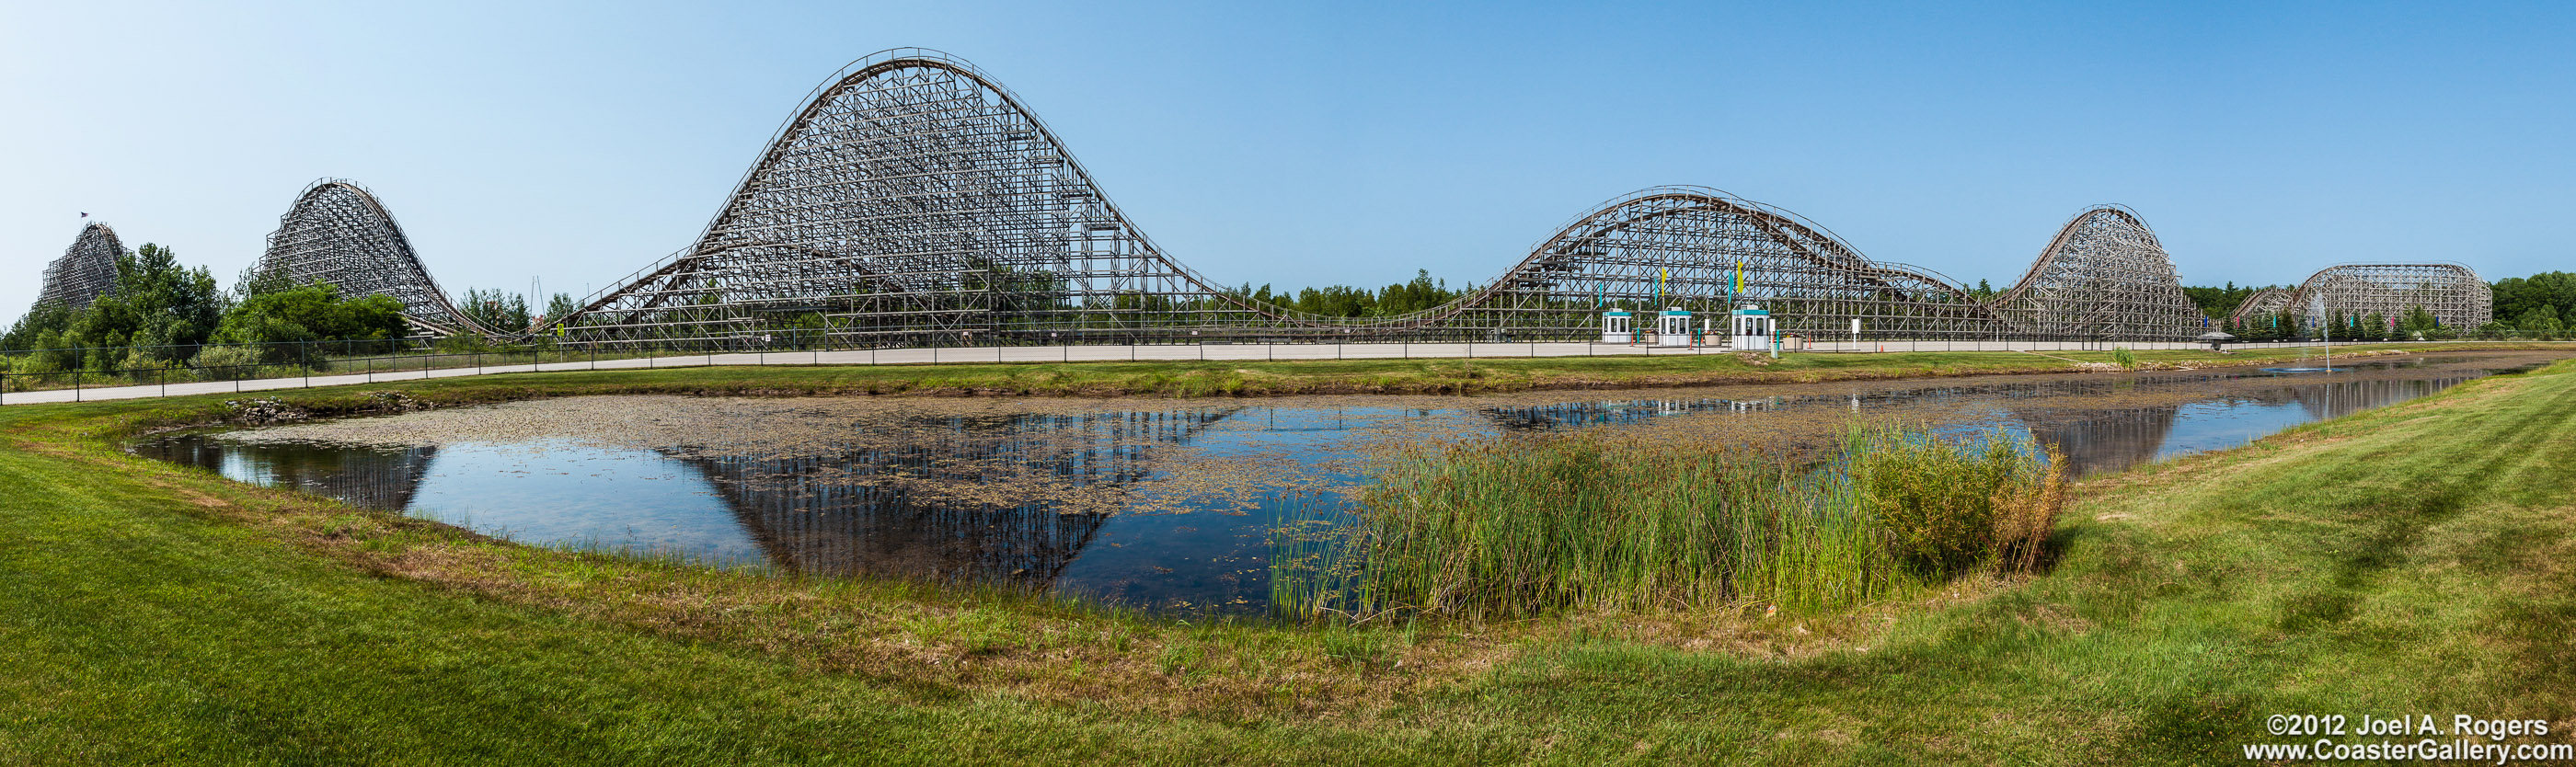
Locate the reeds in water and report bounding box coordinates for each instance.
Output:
[1271,425,2064,621]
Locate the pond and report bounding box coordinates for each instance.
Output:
[132,351,2564,614]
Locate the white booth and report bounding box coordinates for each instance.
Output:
[1600,309,1634,344]
[1657,308,1695,347]
[1729,303,1776,353]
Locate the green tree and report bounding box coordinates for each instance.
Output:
[2,242,225,365]
[1,303,73,350]
[458,288,531,332]
[542,292,581,326]
[215,283,410,362]
[113,244,226,357]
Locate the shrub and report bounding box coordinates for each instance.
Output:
[1846,427,2064,577]
[192,346,263,381]
[2110,347,2139,371]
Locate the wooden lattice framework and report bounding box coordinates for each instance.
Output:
[2225,263,2490,329]
[544,49,2222,347]
[1986,207,2203,340]
[31,223,128,313]
[252,179,491,336]
[83,49,2427,348]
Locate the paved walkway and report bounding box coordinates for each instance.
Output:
[0,338,2318,406]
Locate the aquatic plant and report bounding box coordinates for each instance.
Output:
[1845,426,2064,576]
[1273,425,2064,621]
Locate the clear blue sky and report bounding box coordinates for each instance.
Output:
[5,1,2571,325]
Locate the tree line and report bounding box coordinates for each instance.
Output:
[1231,269,1472,318]
[6,243,2571,377]
[0,243,553,378]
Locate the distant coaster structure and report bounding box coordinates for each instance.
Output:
[29,223,129,314]
[2227,264,2491,330]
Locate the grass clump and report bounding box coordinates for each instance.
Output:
[1848,426,2066,576]
[1277,425,2066,620]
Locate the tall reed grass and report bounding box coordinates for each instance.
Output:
[1271,425,2064,621]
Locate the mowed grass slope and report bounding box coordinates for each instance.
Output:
[1,357,2571,764]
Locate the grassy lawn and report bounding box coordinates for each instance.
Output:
[18,340,2560,400]
[1,353,2570,763]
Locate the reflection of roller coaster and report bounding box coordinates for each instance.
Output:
[28,49,2489,346]
[2229,263,2491,329]
[673,407,1241,588]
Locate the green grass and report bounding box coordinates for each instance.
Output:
[1,354,2572,763]
[1275,427,2062,620]
[10,339,2558,400]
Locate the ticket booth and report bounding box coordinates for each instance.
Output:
[1600,309,1634,344]
[1657,308,1695,347]
[1730,303,1775,353]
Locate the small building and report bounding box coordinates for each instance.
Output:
[1601,309,1635,344]
[1657,308,1696,347]
[1730,303,1775,352]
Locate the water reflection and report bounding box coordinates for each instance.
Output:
[131,352,2560,612]
[145,437,440,510]
[671,409,1241,589]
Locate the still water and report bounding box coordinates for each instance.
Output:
[132,352,2561,612]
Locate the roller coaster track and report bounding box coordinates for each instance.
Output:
[532,48,2202,346]
[251,179,494,337]
[1985,206,2202,339]
[37,48,2395,346]
[2224,263,2490,329]
[29,223,129,314]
